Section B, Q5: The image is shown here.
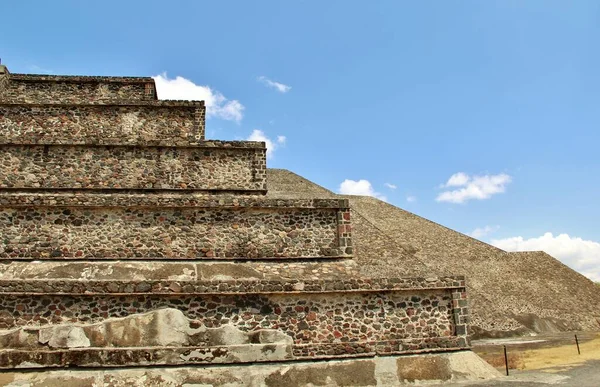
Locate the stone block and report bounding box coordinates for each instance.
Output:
[0,202,350,259]
[0,101,205,146]
[1,73,156,104]
[0,142,266,191]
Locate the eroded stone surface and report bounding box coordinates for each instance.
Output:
[1,308,294,350]
[0,351,502,386]
[1,73,156,104]
[0,143,266,191]
[0,207,348,259]
[0,102,205,145]
[0,291,459,345]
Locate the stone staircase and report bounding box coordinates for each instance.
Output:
[0,64,478,384]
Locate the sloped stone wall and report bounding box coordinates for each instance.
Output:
[1,74,156,104]
[0,285,469,368]
[0,206,350,259]
[0,102,205,145]
[0,144,266,191]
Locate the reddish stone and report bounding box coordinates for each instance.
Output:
[333,330,343,338]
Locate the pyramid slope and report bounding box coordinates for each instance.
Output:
[267,169,600,337]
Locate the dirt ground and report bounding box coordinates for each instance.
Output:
[473,331,600,371]
[449,331,600,386]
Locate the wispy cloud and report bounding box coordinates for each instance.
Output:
[469,225,500,239]
[406,195,417,203]
[258,76,291,93]
[28,64,53,74]
[338,179,386,201]
[492,232,600,282]
[153,73,244,122]
[247,129,286,159]
[436,172,512,204]
[384,183,397,190]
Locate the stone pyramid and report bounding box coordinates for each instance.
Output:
[0,64,498,385]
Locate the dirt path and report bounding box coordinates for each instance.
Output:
[519,333,600,370]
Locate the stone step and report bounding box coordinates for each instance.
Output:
[0,195,352,260]
[0,351,501,386]
[0,101,205,146]
[0,260,361,282]
[0,73,157,104]
[0,141,266,191]
[0,277,469,369]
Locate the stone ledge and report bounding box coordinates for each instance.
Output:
[0,193,347,208]
[0,351,502,386]
[0,143,266,191]
[0,276,466,295]
[0,102,205,145]
[0,339,468,369]
[0,260,361,282]
[0,140,265,148]
[8,73,156,84]
[1,100,203,107]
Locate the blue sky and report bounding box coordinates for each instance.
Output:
[1,1,599,280]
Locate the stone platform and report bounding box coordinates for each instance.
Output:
[0,351,501,386]
[0,141,266,191]
[0,101,205,145]
[0,195,349,259]
[0,276,469,369]
[0,65,492,385]
[0,73,157,103]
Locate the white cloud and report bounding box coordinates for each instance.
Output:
[258,76,291,93]
[153,73,244,122]
[338,179,386,201]
[406,195,417,203]
[469,225,500,239]
[384,183,397,190]
[247,129,286,159]
[436,172,512,204]
[28,64,53,74]
[442,172,470,187]
[491,232,600,282]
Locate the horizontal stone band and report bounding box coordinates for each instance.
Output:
[0,193,345,208]
[0,144,266,191]
[2,73,157,104]
[0,276,466,295]
[0,102,205,145]
[0,339,468,369]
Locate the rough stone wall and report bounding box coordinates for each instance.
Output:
[0,72,8,98]
[2,74,156,103]
[0,352,501,386]
[0,144,267,191]
[0,207,350,259]
[0,102,205,145]
[0,290,459,349]
[0,193,347,210]
[0,260,362,282]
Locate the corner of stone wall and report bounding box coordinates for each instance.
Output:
[193,104,206,141]
[0,65,9,97]
[451,287,470,347]
[337,208,353,256]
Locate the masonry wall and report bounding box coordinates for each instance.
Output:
[0,102,205,145]
[0,144,267,191]
[0,74,156,103]
[0,287,468,368]
[0,206,351,259]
